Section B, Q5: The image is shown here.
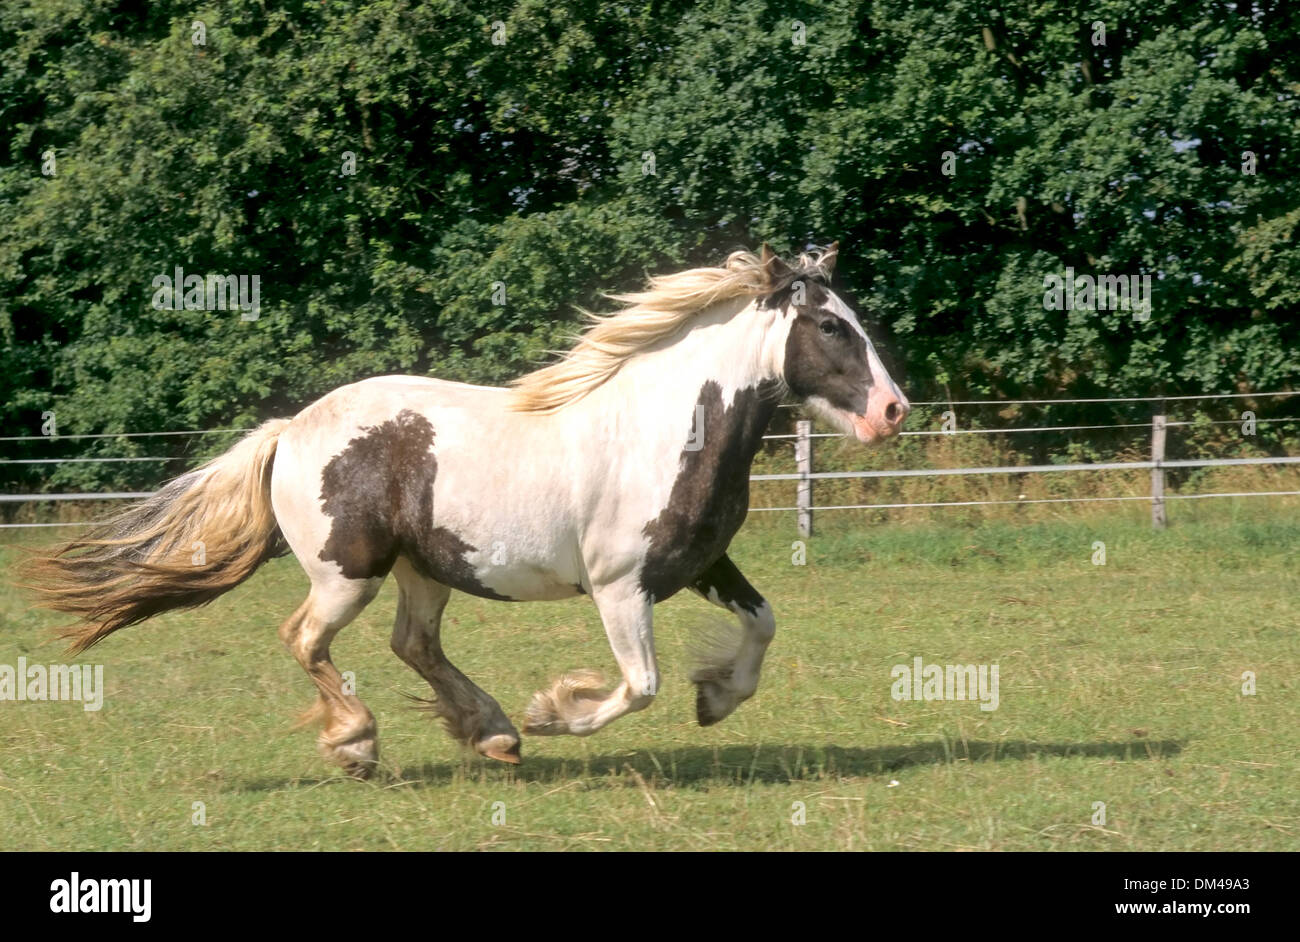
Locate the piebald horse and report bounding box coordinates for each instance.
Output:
[27,245,909,776]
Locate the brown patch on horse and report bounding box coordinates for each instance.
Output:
[318,410,512,599]
[691,553,765,617]
[639,380,778,603]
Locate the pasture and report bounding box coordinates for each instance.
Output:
[1,503,1296,851]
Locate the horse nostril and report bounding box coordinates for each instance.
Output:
[884,402,902,425]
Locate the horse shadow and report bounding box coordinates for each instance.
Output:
[237,738,1181,792]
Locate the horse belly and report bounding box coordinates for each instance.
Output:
[405,478,585,602]
[402,535,585,602]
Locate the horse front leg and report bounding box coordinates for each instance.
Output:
[523,580,658,736]
[689,553,776,726]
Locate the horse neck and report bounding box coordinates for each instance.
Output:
[585,297,785,461]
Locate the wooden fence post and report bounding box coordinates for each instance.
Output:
[1151,413,1167,530]
[796,419,813,537]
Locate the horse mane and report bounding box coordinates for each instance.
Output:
[507,246,836,414]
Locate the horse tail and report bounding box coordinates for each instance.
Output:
[21,419,291,654]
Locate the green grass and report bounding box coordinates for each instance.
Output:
[1,502,1297,851]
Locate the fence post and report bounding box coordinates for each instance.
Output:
[796,419,813,537]
[1151,413,1167,530]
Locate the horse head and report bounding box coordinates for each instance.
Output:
[761,243,910,443]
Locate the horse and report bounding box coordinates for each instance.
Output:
[24,244,909,777]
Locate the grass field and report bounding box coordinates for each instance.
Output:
[1,502,1297,851]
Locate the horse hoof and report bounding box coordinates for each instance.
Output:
[695,681,734,727]
[323,735,379,777]
[343,760,378,780]
[523,697,567,735]
[696,687,720,726]
[476,733,522,764]
[523,669,607,735]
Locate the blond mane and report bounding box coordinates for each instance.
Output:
[508,247,836,414]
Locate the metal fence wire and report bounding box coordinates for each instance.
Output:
[2,392,1296,531]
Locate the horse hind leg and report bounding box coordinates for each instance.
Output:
[388,558,521,764]
[279,576,385,778]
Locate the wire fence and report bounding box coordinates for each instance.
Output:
[778,390,1300,407]
[749,491,1300,512]
[2,391,1296,530]
[763,396,1296,533]
[761,395,1297,534]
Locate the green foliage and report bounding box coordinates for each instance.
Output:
[1,0,1297,491]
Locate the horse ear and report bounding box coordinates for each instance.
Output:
[760,244,792,286]
[822,241,840,278]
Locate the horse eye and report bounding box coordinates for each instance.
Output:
[818,320,838,337]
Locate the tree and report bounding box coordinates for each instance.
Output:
[2,0,1296,493]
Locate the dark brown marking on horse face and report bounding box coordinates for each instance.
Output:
[317,409,512,600]
[691,554,764,617]
[781,280,873,416]
[639,380,779,603]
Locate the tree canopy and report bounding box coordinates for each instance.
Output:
[2,0,1297,491]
